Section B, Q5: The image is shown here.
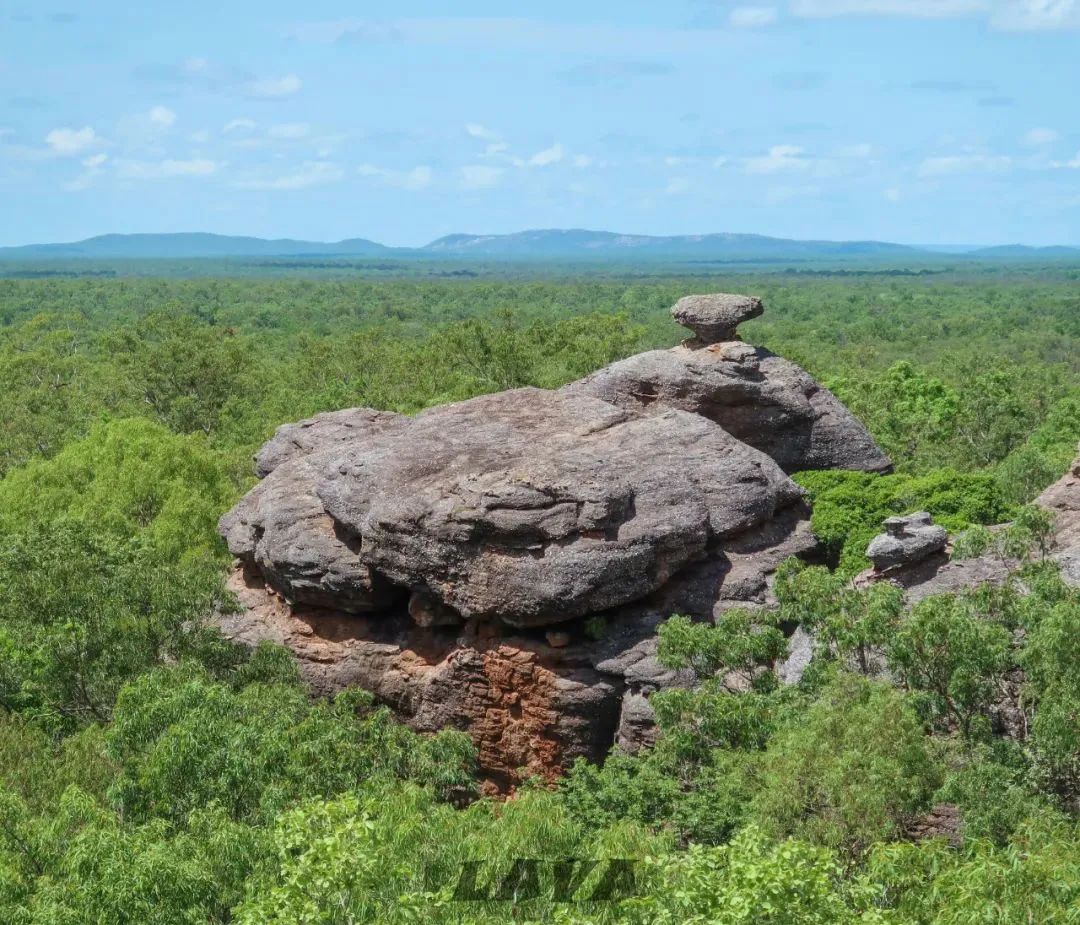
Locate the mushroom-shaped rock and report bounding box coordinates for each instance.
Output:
[671,293,763,344]
[866,512,948,571]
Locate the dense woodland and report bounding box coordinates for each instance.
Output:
[0,265,1078,922]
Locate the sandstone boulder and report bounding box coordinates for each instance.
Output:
[670,292,763,343]
[565,345,891,474]
[866,512,948,571]
[1037,442,1080,587]
[223,387,803,628]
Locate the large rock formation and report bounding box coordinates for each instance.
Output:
[217,293,890,787]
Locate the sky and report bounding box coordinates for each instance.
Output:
[1,0,1078,247]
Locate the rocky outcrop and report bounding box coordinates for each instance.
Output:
[1037,443,1080,587]
[217,293,891,786]
[564,316,891,475]
[866,512,949,572]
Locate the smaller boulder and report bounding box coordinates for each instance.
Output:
[866,512,948,571]
[671,293,763,343]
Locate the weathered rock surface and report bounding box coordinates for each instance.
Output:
[866,512,948,571]
[223,387,803,628]
[565,345,891,474]
[217,293,894,786]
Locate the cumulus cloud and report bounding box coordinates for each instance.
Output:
[745,144,810,173]
[116,157,219,179]
[236,161,343,190]
[223,118,256,134]
[790,0,988,18]
[466,123,500,141]
[1023,127,1060,145]
[789,0,1080,29]
[559,59,676,86]
[730,6,780,26]
[357,163,433,190]
[528,143,565,167]
[268,122,310,139]
[1051,150,1080,168]
[917,154,1012,176]
[247,74,302,99]
[460,164,504,189]
[45,126,99,155]
[991,0,1080,30]
[149,105,176,127]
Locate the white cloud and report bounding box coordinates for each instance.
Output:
[1023,127,1059,146]
[117,158,219,180]
[730,6,779,26]
[149,105,176,127]
[223,118,256,134]
[529,143,565,166]
[45,126,99,155]
[884,186,902,201]
[189,130,210,143]
[765,183,822,203]
[357,163,433,190]
[573,154,594,168]
[483,142,509,157]
[268,122,311,139]
[82,153,107,168]
[745,144,810,173]
[790,0,988,18]
[466,122,500,140]
[991,0,1080,30]
[839,142,874,158]
[713,156,730,168]
[664,177,691,194]
[247,74,302,99]
[788,0,1080,29]
[1051,150,1080,168]
[917,154,1012,176]
[237,161,343,190]
[460,164,504,189]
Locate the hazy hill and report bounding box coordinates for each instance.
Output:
[422,228,920,259]
[0,232,390,260]
[3,229,1079,262]
[966,244,1080,258]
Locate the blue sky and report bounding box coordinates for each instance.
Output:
[1,1,1078,246]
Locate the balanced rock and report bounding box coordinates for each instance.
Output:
[866,512,948,571]
[671,292,763,343]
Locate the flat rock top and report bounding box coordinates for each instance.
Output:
[671,293,764,343]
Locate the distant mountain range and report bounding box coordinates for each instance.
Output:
[1,230,1077,261]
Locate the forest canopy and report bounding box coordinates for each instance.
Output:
[0,265,1078,922]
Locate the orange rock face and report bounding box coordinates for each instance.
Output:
[220,566,621,791]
